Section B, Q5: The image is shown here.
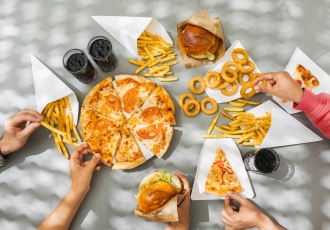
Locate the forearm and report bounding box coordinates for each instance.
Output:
[293,89,330,138]
[38,188,86,230]
[258,214,285,230]
[0,137,11,155]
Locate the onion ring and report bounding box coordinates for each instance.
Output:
[249,72,266,85]
[238,60,255,74]
[221,67,238,83]
[200,97,218,115]
[189,76,206,95]
[205,71,221,88]
[238,72,252,86]
[183,99,200,117]
[179,93,195,110]
[221,81,238,96]
[240,82,256,98]
[223,61,239,73]
[232,48,249,64]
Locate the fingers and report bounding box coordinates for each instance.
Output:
[223,195,235,215]
[220,208,233,223]
[175,172,190,191]
[19,122,41,137]
[226,191,247,206]
[86,153,101,172]
[70,144,91,164]
[10,109,43,125]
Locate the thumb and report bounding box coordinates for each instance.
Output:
[20,122,41,137]
[86,153,100,172]
[227,191,247,205]
[254,84,274,95]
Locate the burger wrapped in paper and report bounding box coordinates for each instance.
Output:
[134,170,188,222]
[177,9,225,68]
[178,24,219,61]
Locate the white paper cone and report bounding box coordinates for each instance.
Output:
[191,138,254,200]
[92,16,173,58]
[248,100,323,148]
[273,47,330,114]
[31,54,79,124]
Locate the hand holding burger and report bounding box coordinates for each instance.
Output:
[136,170,183,214]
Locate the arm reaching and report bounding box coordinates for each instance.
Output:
[293,89,330,138]
[220,191,285,230]
[254,71,330,138]
[165,172,191,230]
[0,109,43,155]
[38,144,100,230]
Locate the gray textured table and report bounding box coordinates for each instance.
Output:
[1,0,330,229]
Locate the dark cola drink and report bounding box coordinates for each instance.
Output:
[63,49,97,84]
[243,148,280,174]
[88,36,118,72]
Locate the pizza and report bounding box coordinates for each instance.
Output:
[82,77,125,126]
[292,64,320,91]
[128,85,176,125]
[81,76,175,170]
[205,148,242,196]
[127,123,173,158]
[112,126,146,170]
[115,75,157,120]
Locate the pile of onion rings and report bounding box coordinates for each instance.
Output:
[204,48,263,98]
[179,77,219,117]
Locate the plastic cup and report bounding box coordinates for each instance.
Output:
[63,49,97,84]
[87,36,118,72]
[243,148,280,174]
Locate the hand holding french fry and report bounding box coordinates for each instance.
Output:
[0,109,43,155]
[40,96,82,159]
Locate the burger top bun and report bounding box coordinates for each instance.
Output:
[137,171,183,214]
[178,24,218,60]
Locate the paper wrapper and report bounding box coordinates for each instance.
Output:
[191,139,254,200]
[134,190,189,222]
[92,16,173,59]
[30,54,79,124]
[177,9,225,68]
[248,100,322,148]
[273,47,330,114]
[205,40,261,103]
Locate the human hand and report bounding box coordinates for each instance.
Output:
[220,191,283,230]
[0,109,43,155]
[69,144,101,197]
[253,71,304,104]
[165,172,191,230]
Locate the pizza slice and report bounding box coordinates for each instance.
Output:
[293,64,320,91]
[80,107,122,141]
[205,148,242,196]
[128,85,176,125]
[115,75,157,120]
[127,123,173,158]
[112,125,146,170]
[87,129,121,167]
[82,77,125,125]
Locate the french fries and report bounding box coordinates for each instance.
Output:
[202,99,271,146]
[129,30,178,82]
[41,96,82,159]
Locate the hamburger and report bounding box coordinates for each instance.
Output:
[178,24,219,61]
[136,170,183,214]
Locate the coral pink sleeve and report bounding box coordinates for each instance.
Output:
[293,89,330,138]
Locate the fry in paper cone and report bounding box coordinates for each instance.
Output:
[134,170,189,222]
[177,9,225,68]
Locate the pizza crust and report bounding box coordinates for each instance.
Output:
[292,64,320,91]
